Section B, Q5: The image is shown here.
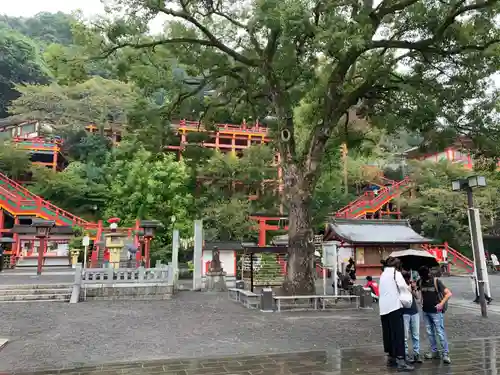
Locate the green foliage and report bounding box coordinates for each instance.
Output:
[104,143,193,259]
[43,43,89,85]
[398,160,500,257]
[0,28,49,117]
[0,12,75,46]
[0,142,32,178]
[9,77,138,131]
[30,163,106,219]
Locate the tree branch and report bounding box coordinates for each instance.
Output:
[151,5,258,67]
[98,38,215,59]
[371,0,499,53]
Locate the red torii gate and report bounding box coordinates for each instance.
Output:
[249,215,289,247]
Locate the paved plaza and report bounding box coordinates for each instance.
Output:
[4,337,500,374]
[1,275,500,374]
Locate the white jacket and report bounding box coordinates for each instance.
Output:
[379,267,411,316]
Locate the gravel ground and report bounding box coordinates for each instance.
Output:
[2,282,500,373]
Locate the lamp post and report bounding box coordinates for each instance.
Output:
[452,175,488,317]
[31,219,55,276]
[140,220,161,268]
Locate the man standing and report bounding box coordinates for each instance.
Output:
[402,271,421,364]
[417,266,452,364]
[491,253,499,271]
[346,257,356,282]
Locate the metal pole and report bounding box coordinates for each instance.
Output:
[193,220,203,291]
[83,245,88,270]
[323,266,327,295]
[467,187,487,318]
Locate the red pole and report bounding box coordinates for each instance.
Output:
[258,219,266,247]
[36,236,45,276]
[144,237,150,268]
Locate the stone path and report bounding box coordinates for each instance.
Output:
[5,337,500,374]
[3,291,500,372]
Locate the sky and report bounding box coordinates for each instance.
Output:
[3,1,498,89]
[2,0,104,18]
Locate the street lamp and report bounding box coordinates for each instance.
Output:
[140,220,161,268]
[31,219,55,276]
[451,175,489,317]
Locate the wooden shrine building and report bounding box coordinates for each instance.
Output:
[323,219,433,277]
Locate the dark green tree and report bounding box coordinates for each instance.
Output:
[0,12,75,45]
[90,0,500,293]
[0,28,49,118]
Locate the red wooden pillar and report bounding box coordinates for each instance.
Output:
[144,237,151,268]
[52,150,58,171]
[134,219,141,266]
[0,209,4,238]
[258,219,266,247]
[11,216,20,267]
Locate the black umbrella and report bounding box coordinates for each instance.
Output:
[389,249,439,271]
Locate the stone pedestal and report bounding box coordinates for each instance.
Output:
[205,271,228,292]
[70,249,80,269]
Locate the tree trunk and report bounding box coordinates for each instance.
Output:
[282,168,316,295]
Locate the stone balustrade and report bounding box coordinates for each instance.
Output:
[70,264,175,303]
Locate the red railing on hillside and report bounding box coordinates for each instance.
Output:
[0,172,91,227]
[422,242,474,272]
[175,119,269,134]
[336,177,411,218]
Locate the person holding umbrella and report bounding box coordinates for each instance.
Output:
[379,257,414,372]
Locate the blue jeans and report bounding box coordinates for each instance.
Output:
[403,313,420,355]
[423,312,449,354]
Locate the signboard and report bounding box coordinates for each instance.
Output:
[82,236,90,247]
[322,241,338,269]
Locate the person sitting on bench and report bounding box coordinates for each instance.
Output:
[336,271,353,295]
[365,276,379,302]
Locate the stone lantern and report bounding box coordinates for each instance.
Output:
[70,249,80,269]
[139,220,161,268]
[105,218,126,269]
[31,218,55,276]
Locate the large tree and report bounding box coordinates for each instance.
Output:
[9,76,138,133]
[0,12,75,46]
[96,0,500,294]
[0,28,49,118]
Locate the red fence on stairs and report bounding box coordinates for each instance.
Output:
[0,172,95,227]
[423,242,474,273]
[335,177,411,218]
[333,176,474,274]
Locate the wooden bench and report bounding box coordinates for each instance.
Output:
[273,295,360,312]
[228,288,260,309]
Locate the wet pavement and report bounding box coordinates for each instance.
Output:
[6,337,499,375]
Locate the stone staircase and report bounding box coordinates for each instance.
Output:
[0,283,72,302]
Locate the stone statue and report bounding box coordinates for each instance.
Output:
[210,247,222,272]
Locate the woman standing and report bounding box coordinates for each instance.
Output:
[379,257,414,372]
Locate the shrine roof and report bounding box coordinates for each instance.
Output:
[204,241,243,250]
[10,225,74,234]
[324,219,433,245]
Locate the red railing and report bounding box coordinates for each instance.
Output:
[0,172,91,226]
[422,242,474,272]
[336,177,411,218]
[175,119,269,134]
